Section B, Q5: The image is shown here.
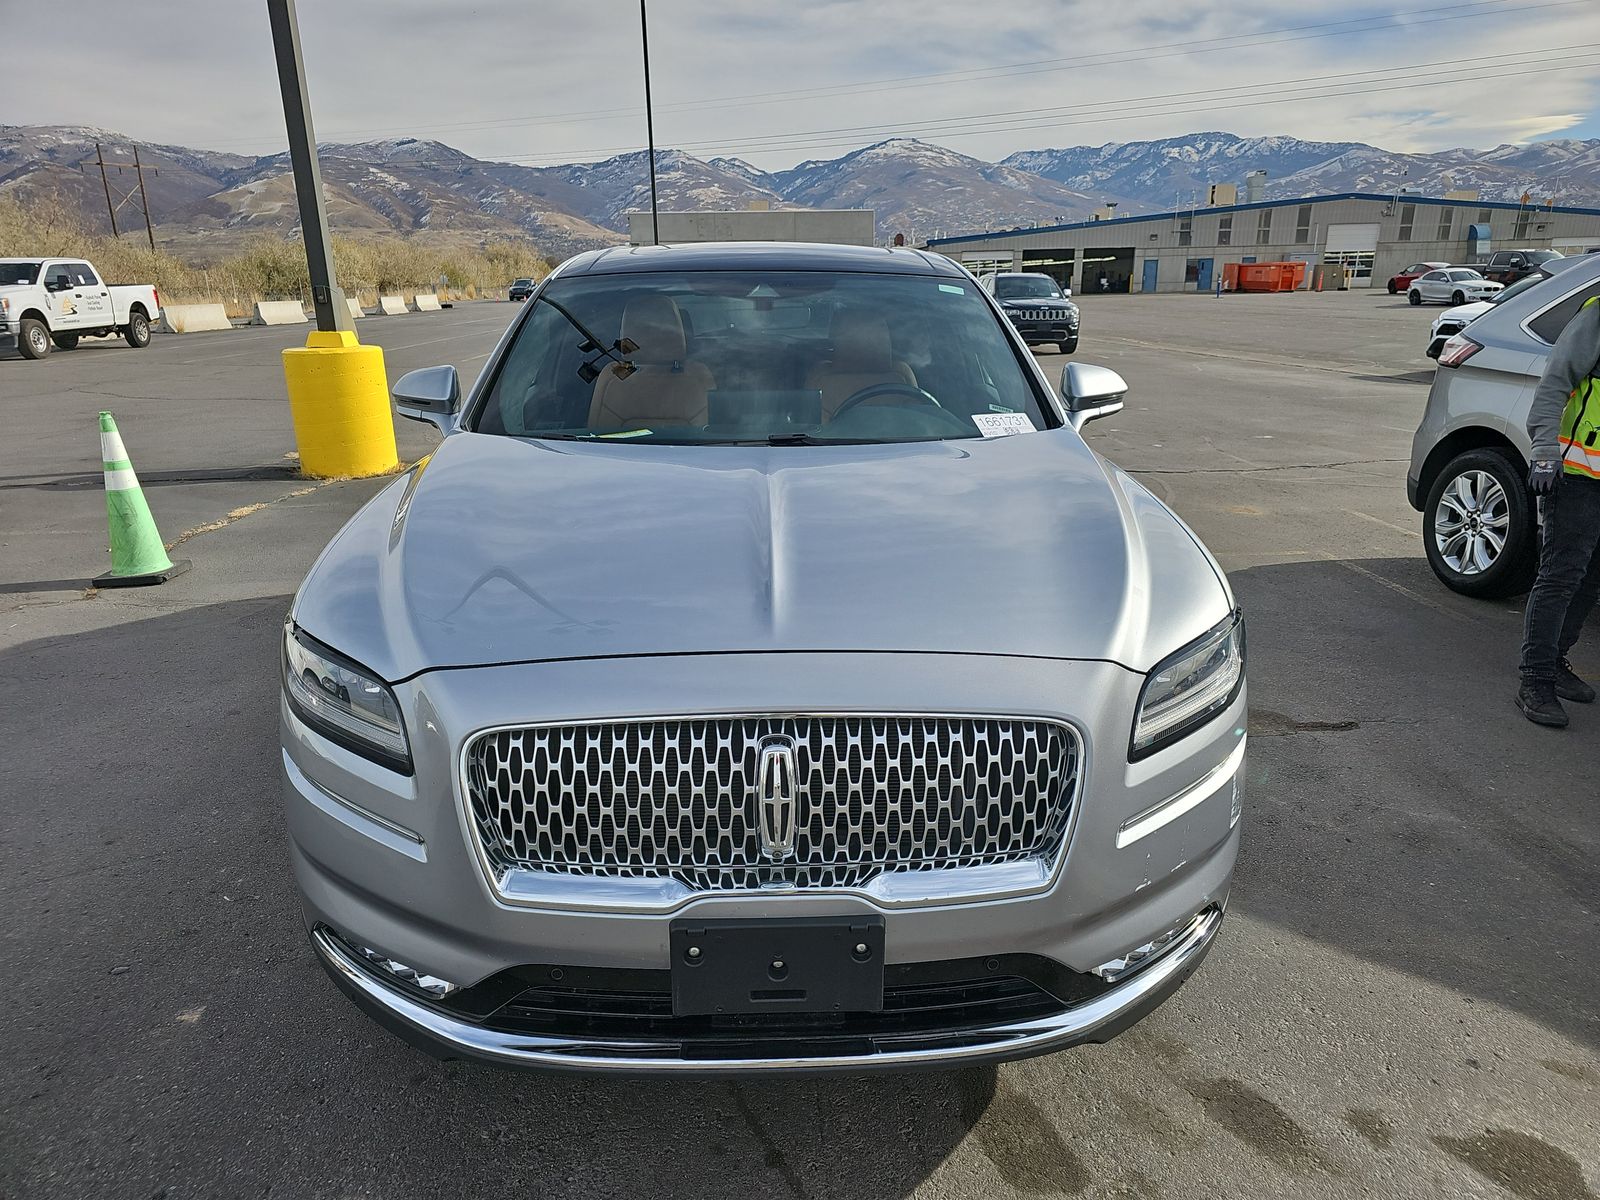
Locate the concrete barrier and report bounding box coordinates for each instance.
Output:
[253,300,310,326]
[412,292,441,312]
[345,297,365,320]
[157,303,232,334]
[377,294,407,316]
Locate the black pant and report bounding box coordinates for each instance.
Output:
[1520,472,1600,682]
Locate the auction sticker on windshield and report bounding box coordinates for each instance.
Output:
[972,412,1037,438]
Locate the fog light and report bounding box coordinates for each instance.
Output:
[1093,910,1210,983]
[353,943,459,998]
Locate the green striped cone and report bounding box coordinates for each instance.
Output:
[94,411,190,587]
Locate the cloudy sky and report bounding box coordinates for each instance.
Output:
[8,0,1600,165]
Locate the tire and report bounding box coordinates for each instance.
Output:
[17,318,50,359]
[123,309,151,348]
[51,333,80,351]
[1408,290,1423,306]
[1451,291,1466,306]
[1422,447,1538,598]
[1058,339,1077,355]
[1387,279,1398,294]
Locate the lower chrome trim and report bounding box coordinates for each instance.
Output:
[311,906,1223,1073]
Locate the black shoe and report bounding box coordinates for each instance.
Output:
[1517,681,1569,728]
[1556,658,1596,704]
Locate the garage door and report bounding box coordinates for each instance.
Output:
[1324,223,1380,288]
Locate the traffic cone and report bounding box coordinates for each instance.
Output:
[93,411,190,588]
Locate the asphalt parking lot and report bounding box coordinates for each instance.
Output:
[2,292,1596,1200]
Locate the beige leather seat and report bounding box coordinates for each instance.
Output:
[806,310,917,420]
[588,295,713,430]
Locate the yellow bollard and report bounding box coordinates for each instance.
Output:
[282,330,399,478]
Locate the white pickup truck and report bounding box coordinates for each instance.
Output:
[0,257,161,360]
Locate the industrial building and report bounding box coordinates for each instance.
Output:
[926,193,1600,294]
[628,207,875,246]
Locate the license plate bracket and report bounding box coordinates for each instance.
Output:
[669,916,886,1016]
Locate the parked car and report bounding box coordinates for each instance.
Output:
[1408,268,1502,306]
[1479,248,1564,286]
[1409,252,1600,596]
[1424,256,1587,358]
[1386,261,1450,295]
[979,271,1080,353]
[508,277,536,302]
[282,242,1244,1073]
[0,258,160,359]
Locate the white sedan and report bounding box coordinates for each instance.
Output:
[1408,268,1502,306]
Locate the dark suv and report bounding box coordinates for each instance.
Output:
[980,272,1080,354]
[1479,249,1563,285]
[508,277,536,302]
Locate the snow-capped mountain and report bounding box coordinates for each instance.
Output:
[5,125,1599,260]
[772,139,1096,240]
[1003,131,1600,210]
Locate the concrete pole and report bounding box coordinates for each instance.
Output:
[265,0,352,333]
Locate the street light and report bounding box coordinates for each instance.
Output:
[640,0,660,245]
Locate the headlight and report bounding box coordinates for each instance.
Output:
[282,622,411,773]
[1130,613,1245,760]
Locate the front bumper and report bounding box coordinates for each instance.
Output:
[283,651,1244,1071]
[312,905,1224,1073]
[0,325,16,352]
[1006,317,1078,344]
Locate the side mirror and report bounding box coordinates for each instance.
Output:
[46,277,70,292]
[393,365,461,434]
[1061,287,1072,297]
[1059,362,1127,431]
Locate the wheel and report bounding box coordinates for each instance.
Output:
[123,310,151,348]
[1387,279,1398,294]
[51,333,80,351]
[17,318,50,359]
[1423,447,1537,598]
[1451,291,1466,306]
[1408,290,1422,306]
[1058,339,1077,355]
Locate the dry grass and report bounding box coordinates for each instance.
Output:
[0,192,548,314]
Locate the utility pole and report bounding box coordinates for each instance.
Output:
[266,0,351,332]
[95,143,119,237]
[132,146,156,251]
[266,0,394,482]
[640,0,660,245]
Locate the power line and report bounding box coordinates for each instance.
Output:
[398,45,1599,167]
[194,0,1577,151]
[490,44,1600,164]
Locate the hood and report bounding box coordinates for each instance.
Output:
[1001,297,1075,310]
[294,430,1230,681]
[1437,300,1492,325]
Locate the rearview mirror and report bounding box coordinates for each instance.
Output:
[393,364,461,434]
[1059,362,1126,431]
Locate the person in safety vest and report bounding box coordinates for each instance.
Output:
[1516,293,1600,727]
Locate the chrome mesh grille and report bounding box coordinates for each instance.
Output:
[464,717,1079,892]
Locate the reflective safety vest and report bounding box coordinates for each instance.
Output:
[1560,296,1600,479]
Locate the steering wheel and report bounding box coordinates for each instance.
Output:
[832,382,943,417]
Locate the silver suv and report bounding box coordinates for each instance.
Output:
[1409,253,1600,596]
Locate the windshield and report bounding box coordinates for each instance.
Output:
[473,270,1054,445]
[512,278,532,286]
[0,261,42,286]
[1526,251,1562,265]
[994,275,1064,299]
[1447,270,1483,281]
